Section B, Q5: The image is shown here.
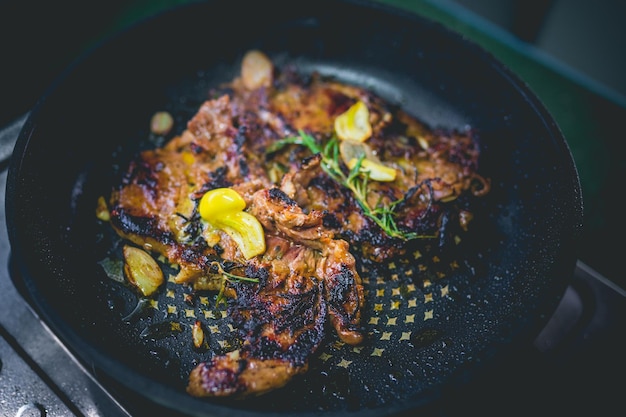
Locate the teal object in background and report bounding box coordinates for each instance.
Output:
[373,0,625,289]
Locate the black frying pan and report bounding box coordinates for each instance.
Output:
[5,0,583,416]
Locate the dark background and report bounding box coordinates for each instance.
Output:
[1,0,624,291]
[448,0,626,101]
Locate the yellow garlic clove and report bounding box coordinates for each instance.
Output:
[241,50,273,90]
[198,188,266,259]
[214,211,266,260]
[347,158,397,182]
[198,188,246,222]
[192,320,205,349]
[334,100,372,143]
[123,245,164,297]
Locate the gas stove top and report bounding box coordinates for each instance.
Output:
[0,115,624,416]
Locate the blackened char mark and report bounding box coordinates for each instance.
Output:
[231,274,327,366]
[268,187,297,206]
[109,208,175,246]
[324,263,364,345]
[187,264,327,398]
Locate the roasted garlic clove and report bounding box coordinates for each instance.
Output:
[198,188,246,221]
[198,188,266,259]
[123,245,164,297]
[95,196,110,221]
[192,320,205,349]
[339,134,396,182]
[241,50,273,90]
[346,158,397,182]
[334,100,372,143]
[214,211,266,260]
[150,111,174,135]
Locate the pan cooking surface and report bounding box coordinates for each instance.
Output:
[86,51,501,411]
[5,1,582,415]
[94,211,493,413]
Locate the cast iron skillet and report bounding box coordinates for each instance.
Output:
[5,0,582,416]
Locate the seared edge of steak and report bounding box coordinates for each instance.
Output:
[105,51,490,398]
[186,188,364,397]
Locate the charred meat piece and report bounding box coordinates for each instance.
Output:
[108,89,365,397]
[258,67,490,261]
[108,94,272,283]
[187,239,327,397]
[187,188,363,397]
[250,188,364,346]
[104,50,488,398]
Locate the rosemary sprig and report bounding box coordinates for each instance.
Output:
[210,261,259,305]
[268,130,430,241]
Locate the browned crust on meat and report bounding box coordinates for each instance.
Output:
[187,355,306,397]
[105,51,489,398]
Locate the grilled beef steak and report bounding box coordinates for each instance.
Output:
[104,50,489,397]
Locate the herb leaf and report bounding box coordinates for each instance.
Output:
[210,261,259,306]
[269,130,431,241]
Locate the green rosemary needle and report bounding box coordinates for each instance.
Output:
[267,130,429,241]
